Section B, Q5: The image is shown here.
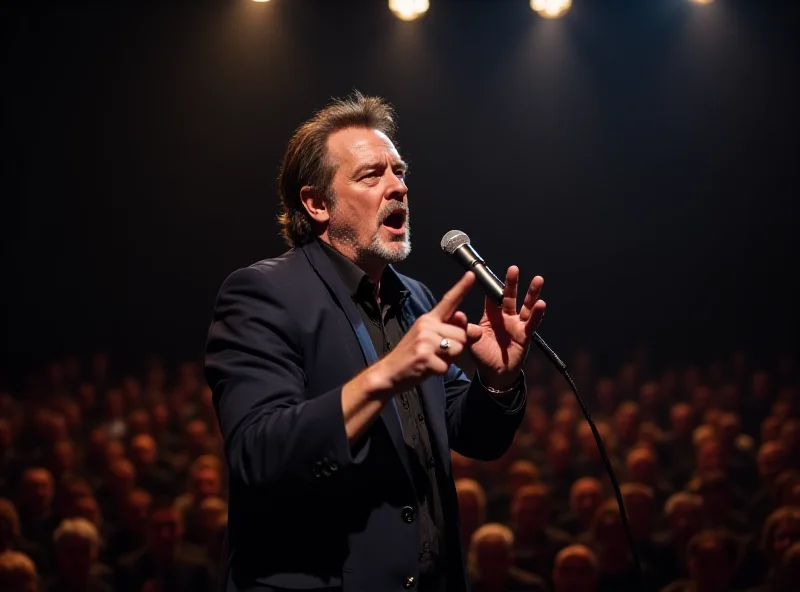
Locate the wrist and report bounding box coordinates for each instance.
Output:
[360,359,396,400]
[476,370,522,393]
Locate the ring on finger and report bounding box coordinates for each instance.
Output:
[439,338,451,352]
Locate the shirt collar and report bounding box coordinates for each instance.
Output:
[317,239,410,307]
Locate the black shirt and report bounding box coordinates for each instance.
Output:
[320,241,448,587]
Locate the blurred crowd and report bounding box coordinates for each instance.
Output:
[0,347,798,592]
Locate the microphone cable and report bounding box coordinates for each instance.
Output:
[532,332,645,589]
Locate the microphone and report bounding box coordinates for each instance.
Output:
[440,230,566,371]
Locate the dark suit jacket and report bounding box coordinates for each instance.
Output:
[205,240,527,592]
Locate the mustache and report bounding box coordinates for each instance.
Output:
[377,202,409,224]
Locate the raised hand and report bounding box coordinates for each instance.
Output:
[466,266,546,390]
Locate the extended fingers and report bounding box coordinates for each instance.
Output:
[519,276,544,323]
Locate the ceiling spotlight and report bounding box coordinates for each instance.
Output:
[251,0,270,3]
[530,0,572,19]
[689,0,714,4]
[389,0,430,22]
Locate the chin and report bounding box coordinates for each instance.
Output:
[375,237,411,263]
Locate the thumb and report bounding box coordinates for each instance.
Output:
[466,323,483,344]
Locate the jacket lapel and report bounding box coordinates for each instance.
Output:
[300,241,414,483]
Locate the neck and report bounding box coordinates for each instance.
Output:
[323,236,386,287]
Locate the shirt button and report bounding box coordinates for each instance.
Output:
[427,457,435,468]
[404,576,416,589]
[417,413,424,422]
[401,506,415,523]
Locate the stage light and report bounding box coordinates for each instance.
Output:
[389,0,430,22]
[689,0,714,4]
[251,0,270,3]
[530,0,572,19]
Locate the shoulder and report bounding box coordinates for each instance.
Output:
[213,249,310,301]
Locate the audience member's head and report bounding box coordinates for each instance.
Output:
[685,530,739,592]
[507,460,539,496]
[456,479,486,543]
[638,381,662,414]
[0,550,38,592]
[625,447,657,487]
[126,410,151,438]
[108,458,136,499]
[552,544,599,592]
[590,500,628,563]
[670,403,694,439]
[613,402,640,449]
[546,433,571,474]
[758,441,789,487]
[761,506,800,566]
[147,500,183,561]
[553,407,578,439]
[771,541,800,592]
[620,483,655,540]
[18,468,54,516]
[468,523,514,585]
[595,378,617,414]
[665,492,704,547]
[53,518,100,587]
[450,451,477,481]
[526,408,550,444]
[511,484,549,540]
[0,499,21,551]
[129,434,158,472]
[122,489,152,537]
[569,478,604,532]
[695,438,723,475]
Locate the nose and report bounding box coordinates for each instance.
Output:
[385,170,407,201]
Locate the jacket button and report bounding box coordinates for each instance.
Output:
[403,576,416,589]
[401,506,415,523]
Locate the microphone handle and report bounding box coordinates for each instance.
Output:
[453,244,505,305]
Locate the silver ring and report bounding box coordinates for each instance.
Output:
[439,338,451,351]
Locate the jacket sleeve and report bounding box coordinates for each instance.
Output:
[414,281,527,461]
[204,266,363,489]
[443,365,526,461]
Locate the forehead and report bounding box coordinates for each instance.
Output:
[327,127,400,169]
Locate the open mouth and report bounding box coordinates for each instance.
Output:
[382,210,406,231]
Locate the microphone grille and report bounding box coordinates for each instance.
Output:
[440,230,470,255]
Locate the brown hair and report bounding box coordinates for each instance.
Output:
[277,91,397,248]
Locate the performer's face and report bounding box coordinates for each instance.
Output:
[323,127,411,266]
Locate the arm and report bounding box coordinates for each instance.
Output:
[205,267,389,488]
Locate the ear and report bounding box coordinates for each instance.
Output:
[300,186,330,224]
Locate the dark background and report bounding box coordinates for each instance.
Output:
[1,0,797,384]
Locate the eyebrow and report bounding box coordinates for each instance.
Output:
[351,159,408,178]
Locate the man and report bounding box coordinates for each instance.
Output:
[205,92,547,592]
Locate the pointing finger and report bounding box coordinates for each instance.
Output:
[431,271,475,321]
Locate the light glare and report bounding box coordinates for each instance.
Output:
[531,0,572,19]
[251,0,270,3]
[389,0,430,22]
[689,0,714,4]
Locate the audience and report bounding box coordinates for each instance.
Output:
[0,348,795,590]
